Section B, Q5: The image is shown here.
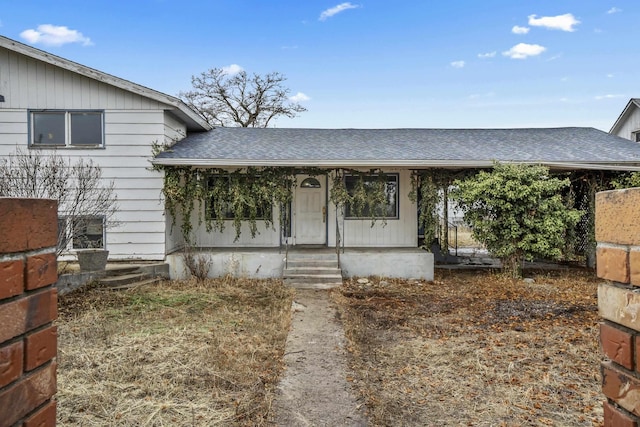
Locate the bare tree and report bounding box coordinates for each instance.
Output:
[179,68,306,127]
[0,149,118,256]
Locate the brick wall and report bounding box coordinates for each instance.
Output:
[597,188,640,426]
[0,199,58,427]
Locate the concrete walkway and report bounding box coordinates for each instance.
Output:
[272,289,368,426]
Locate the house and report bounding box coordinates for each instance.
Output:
[4,34,640,281]
[610,98,640,142]
[0,35,210,262]
[153,127,640,279]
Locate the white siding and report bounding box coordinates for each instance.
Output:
[614,108,640,141]
[0,47,167,110]
[0,45,186,260]
[164,112,187,145]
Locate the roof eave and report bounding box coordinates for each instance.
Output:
[151,158,640,171]
[610,98,640,135]
[0,36,211,132]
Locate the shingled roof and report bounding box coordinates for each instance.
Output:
[153,127,640,171]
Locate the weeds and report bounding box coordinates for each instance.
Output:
[182,246,213,281]
[56,277,293,426]
[333,269,603,426]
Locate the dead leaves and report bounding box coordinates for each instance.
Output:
[334,269,603,426]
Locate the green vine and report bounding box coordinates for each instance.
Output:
[409,169,474,250]
[154,143,466,245]
[409,172,439,246]
[328,169,392,226]
[157,166,298,243]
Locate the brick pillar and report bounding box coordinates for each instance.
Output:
[597,188,640,426]
[0,198,58,427]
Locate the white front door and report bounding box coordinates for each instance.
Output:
[294,175,327,245]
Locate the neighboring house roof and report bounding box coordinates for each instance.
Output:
[153,127,640,171]
[0,36,211,132]
[610,98,640,135]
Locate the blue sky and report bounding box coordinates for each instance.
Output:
[1,1,638,130]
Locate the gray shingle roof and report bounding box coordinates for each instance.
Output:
[153,127,640,170]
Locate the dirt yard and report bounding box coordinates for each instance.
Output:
[56,277,293,426]
[55,268,603,426]
[333,268,603,426]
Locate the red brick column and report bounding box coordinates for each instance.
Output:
[0,198,58,427]
[597,188,640,426]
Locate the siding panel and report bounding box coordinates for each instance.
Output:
[615,109,640,141]
[0,45,191,260]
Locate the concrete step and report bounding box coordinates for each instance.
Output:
[283,251,342,289]
[286,253,338,262]
[283,267,341,276]
[106,277,164,291]
[286,259,338,269]
[286,282,343,290]
[105,265,141,276]
[98,272,149,288]
[284,274,343,284]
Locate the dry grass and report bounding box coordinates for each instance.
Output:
[452,225,483,248]
[333,268,603,426]
[56,277,293,426]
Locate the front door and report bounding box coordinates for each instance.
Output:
[294,175,327,245]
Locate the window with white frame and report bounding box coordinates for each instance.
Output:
[30,110,104,147]
[634,130,640,142]
[59,216,105,250]
[344,174,399,219]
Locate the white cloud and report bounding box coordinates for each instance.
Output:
[221,64,243,75]
[478,51,496,59]
[290,92,310,102]
[20,24,92,47]
[607,73,614,78]
[502,43,546,59]
[319,3,360,21]
[607,7,622,14]
[512,25,530,35]
[595,94,624,100]
[450,60,465,69]
[528,14,580,32]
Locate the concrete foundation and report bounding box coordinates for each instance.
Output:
[167,248,434,281]
[167,250,285,280]
[340,250,434,281]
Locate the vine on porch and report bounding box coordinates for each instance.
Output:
[330,169,392,226]
[409,169,473,249]
[154,161,405,244]
[157,166,298,243]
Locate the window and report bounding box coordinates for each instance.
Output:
[344,174,399,219]
[634,131,640,142]
[300,177,321,188]
[72,217,105,249]
[207,176,272,220]
[31,110,104,147]
[57,216,105,251]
